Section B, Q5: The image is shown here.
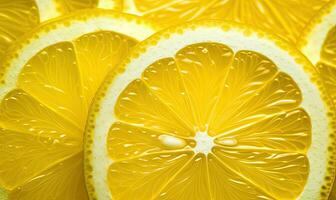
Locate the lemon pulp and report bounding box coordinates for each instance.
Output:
[106,43,311,199]
[0,0,121,61]
[317,26,336,103]
[0,1,39,60]
[0,31,137,199]
[121,0,329,43]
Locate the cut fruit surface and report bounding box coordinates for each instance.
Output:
[85,21,335,200]
[298,0,336,198]
[0,0,121,61]
[120,0,330,44]
[0,9,157,199]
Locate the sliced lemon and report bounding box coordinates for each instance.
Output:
[85,20,335,200]
[0,9,157,199]
[120,0,330,44]
[0,0,121,62]
[298,0,336,198]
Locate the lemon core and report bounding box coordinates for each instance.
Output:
[194,131,214,154]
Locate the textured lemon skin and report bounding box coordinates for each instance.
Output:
[84,20,336,200]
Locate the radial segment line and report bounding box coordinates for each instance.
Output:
[214,145,307,155]
[8,150,82,191]
[210,70,280,131]
[2,88,83,134]
[0,125,81,150]
[20,41,88,130]
[212,109,286,139]
[262,1,294,39]
[72,40,95,111]
[115,119,194,141]
[141,79,195,133]
[212,153,277,199]
[189,0,218,20]
[205,56,233,127]
[174,58,201,129]
[150,155,195,200]
[111,150,193,163]
[137,0,185,15]
[205,156,214,200]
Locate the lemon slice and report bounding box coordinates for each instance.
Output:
[0,0,121,62]
[120,0,330,44]
[85,20,335,200]
[298,0,336,198]
[0,9,157,199]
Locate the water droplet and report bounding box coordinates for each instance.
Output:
[218,138,237,146]
[158,134,186,149]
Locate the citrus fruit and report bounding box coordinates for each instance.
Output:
[0,9,157,199]
[119,0,330,44]
[85,20,335,200]
[298,0,336,198]
[0,0,121,61]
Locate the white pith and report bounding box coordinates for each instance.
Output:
[90,25,329,200]
[35,0,61,22]
[194,131,214,155]
[301,3,336,65]
[0,13,157,199]
[0,15,156,100]
[97,0,118,9]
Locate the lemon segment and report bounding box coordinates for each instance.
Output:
[74,31,137,107]
[18,42,87,128]
[86,21,332,200]
[0,10,157,199]
[0,0,122,62]
[0,0,39,61]
[107,122,192,161]
[8,153,87,200]
[121,0,330,44]
[214,108,311,153]
[108,151,194,199]
[207,153,273,199]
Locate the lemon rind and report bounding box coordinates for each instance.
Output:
[297,1,336,198]
[0,9,158,200]
[297,0,336,65]
[85,20,335,200]
[0,9,159,100]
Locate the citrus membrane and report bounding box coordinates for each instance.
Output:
[0,0,121,61]
[85,20,335,200]
[0,9,157,200]
[120,0,330,44]
[298,0,336,198]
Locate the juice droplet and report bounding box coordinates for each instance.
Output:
[158,134,186,149]
[218,138,237,146]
